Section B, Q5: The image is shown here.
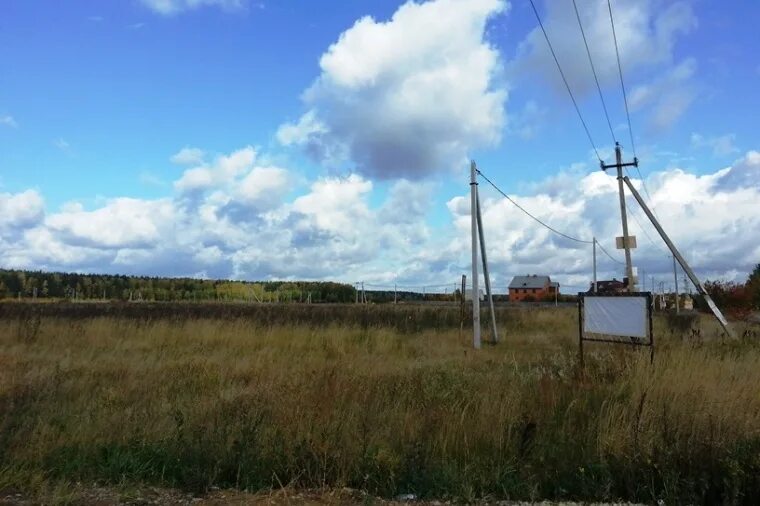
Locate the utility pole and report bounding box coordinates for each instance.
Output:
[592,237,597,293]
[672,256,680,314]
[394,283,397,305]
[470,161,481,349]
[476,188,499,344]
[601,142,638,292]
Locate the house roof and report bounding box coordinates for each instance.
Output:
[508,275,552,289]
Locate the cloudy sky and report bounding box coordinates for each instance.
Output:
[1,0,758,293]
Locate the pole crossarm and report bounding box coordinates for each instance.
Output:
[601,160,638,170]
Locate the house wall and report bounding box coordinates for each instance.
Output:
[509,285,555,302]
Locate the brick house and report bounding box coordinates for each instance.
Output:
[508,275,559,302]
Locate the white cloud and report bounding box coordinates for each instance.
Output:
[0,115,18,128]
[0,190,44,230]
[279,0,508,179]
[139,0,245,15]
[174,145,256,193]
[46,198,175,249]
[171,147,205,165]
[690,132,739,157]
[1,146,758,290]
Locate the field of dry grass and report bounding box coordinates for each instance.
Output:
[0,305,759,504]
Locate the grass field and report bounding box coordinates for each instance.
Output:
[1,304,759,504]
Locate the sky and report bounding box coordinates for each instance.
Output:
[1,0,759,294]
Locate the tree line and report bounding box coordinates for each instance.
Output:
[0,269,356,303]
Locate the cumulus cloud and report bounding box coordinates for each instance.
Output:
[171,147,206,166]
[1,146,758,291]
[279,0,508,179]
[174,145,257,194]
[139,0,245,15]
[46,198,175,249]
[0,190,45,231]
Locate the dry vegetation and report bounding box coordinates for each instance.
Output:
[1,305,759,504]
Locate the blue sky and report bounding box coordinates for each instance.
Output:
[1,0,759,292]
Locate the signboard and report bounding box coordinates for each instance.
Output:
[616,236,638,249]
[583,296,647,338]
[464,288,484,301]
[578,292,654,366]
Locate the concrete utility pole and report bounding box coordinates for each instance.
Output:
[672,256,680,314]
[601,142,638,292]
[470,161,481,349]
[622,175,733,336]
[592,237,598,293]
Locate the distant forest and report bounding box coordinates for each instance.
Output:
[0,269,357,303]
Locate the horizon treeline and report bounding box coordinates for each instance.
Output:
[0,269,356,303]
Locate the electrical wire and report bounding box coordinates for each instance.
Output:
[477,169,593,245]
[606,0,660,222]
[596,241,625,265]
[607,0,635,159]
[572,0,616,145]
[529,0,602,162]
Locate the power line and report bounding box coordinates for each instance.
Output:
[607,0,635,159]
[477,169,593,245]
[596,241,625,266]
[529,0,601,162]
[606,1,661,226]
[572,0,616,144]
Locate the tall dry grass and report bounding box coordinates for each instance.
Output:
[0,309,758,503]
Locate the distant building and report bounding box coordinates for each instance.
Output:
[587,278,628,294]
[508,275,559,302]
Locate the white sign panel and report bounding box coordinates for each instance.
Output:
[583,296,648,339]
[615,236,638,249]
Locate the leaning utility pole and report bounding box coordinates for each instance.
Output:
[470,161,481,349]
[672,256,680,315]
[622,175,733,336]
[476,185,499,344]
[601,142,638,291]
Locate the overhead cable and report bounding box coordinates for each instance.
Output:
[529,0,601,162]
[596,241,625,265]
[476,169,594,245]
[606,1,660,221]
[572,0,616,144]
[607,0,636,159]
